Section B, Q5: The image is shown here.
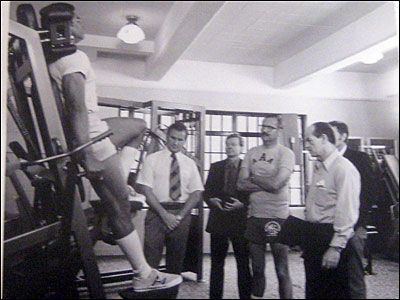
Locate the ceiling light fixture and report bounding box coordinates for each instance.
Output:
[360,51,384,64]
[117,15,145,44]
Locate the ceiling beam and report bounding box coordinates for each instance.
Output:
[77,34,155,58]
[145,1,225,81]
[274,2,398,88]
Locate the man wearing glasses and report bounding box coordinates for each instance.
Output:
[238,114,295,299]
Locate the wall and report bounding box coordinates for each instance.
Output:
[97,85,399,141]
[92,58,398,142]
[93,58,397,100]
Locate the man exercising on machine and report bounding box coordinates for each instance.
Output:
[40,3,182,292]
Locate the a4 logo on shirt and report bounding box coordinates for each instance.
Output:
[252,153,274,164]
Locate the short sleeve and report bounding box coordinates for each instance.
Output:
[49,50,90,81]
[187,159,204,193]
[62,51,90,78]
[280,148,295,172]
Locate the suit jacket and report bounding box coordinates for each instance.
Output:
[204,159,249,236]
[344,148,376,229]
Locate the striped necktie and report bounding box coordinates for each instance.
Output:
[170,153,181,201]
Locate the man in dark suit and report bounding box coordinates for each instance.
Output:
[204,133,251,299]
[329,121,377,299]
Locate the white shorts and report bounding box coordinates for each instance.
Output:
[88,112,117,161]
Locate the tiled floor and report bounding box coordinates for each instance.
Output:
[83,251,399,299]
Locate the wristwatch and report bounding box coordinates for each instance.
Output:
[176,215,183,222]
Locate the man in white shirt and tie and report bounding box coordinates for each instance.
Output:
[136,122,204,274]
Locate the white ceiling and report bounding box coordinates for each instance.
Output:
[9,1,399,83]
[181,1,389,66]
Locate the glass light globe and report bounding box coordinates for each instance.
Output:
[117,23,145,44]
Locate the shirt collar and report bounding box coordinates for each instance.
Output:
[321,149,340,171]
[338,144,347,156]
[226,157,240,169]
[163,148,181,158]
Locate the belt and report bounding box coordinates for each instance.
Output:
[160,202,185,210]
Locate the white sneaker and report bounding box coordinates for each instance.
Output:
[132,269,182,292]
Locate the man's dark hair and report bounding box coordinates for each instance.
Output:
[329,121,349,142]
[263,113,283,129]
[226,132,244,146]
[167,122,188,138]
[40,3,75,30]
[312,122,336,145]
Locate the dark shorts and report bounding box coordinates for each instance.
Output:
[245,217,286,244]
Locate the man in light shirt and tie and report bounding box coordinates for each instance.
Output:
[303,122,361,299]
[136,122,204,274]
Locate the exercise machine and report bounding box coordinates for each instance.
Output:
[363,146,399,264]
[5,4,200,298]
[5,4,106,298]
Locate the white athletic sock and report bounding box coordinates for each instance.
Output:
[115,230,152,279]
[119,146,139,183]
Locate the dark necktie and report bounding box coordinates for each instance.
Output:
[224,161,237,197]
[170,153,181,201]
[314,160,323,171]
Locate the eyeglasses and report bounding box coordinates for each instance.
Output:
[259,125,278,131]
